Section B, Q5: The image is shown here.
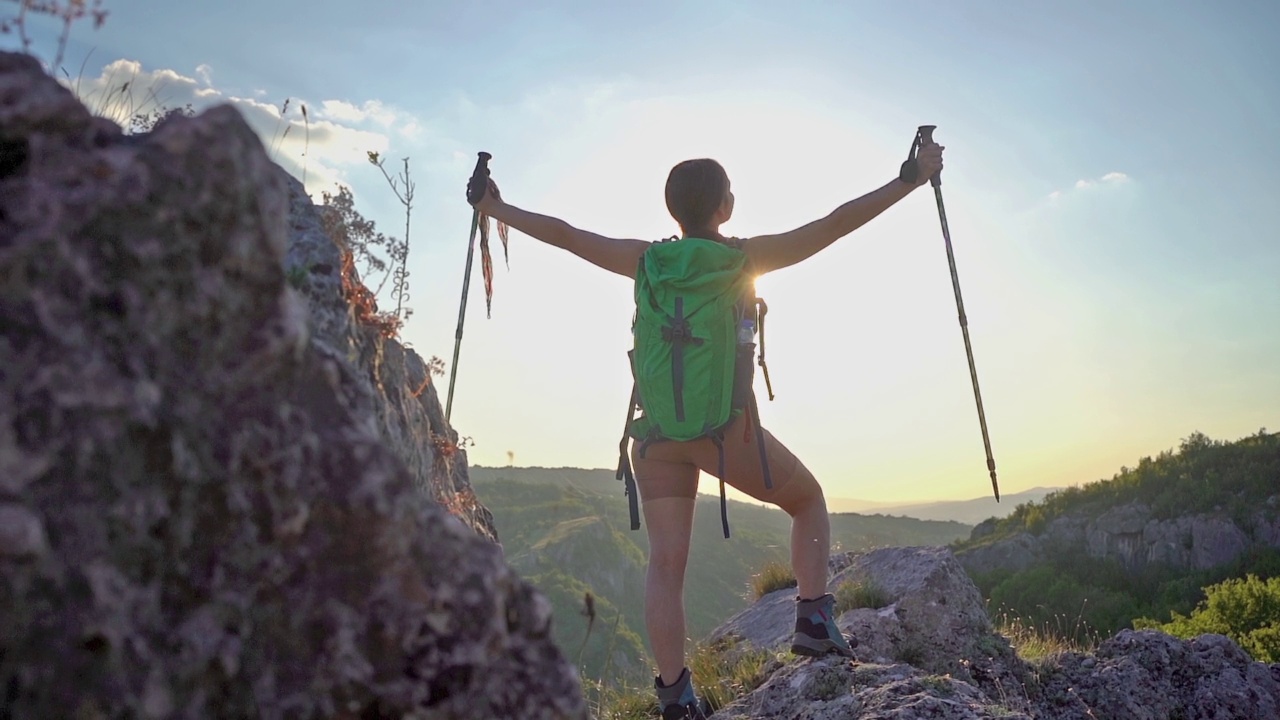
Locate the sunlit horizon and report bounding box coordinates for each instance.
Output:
[11,1,1276,506]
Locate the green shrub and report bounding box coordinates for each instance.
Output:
[995,612,1101,661]
[750,560,797,599]
[687,637,774,713]
[1135,574,1280,662]
[834,578,890,614]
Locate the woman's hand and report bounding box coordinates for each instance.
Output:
[468,176,504,214]
[911,142,945,186]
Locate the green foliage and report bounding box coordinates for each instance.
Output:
[750,560,796,599]
[834,578,890,614]
[957,429,1279,549]
[965,430,1280,653]
[977,546,1280,659]
[1134,574,1280,662]
[986,563,1141,643]
[894,640,927,666]
[687,637,775,713]
[919,675,956,697]
[584,680,658,720]
[522,568,649,685]
[995,611,1101,661]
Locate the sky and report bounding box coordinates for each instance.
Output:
[8,0,1279,505]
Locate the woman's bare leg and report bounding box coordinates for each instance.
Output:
[687,419,833,600]
[632,455,700,685]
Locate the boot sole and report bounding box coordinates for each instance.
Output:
[791,633,857,658]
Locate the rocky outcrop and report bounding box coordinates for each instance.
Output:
[0,51,584,719]
[705,546,1280,719]
[958,498,1280,577]
[282,166,496,542]
[1033,631,1280,719]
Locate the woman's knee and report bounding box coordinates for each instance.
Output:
[772,468,827,517]
[647,543,690,576]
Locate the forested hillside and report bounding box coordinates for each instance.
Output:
[472,467,970,685]
[953,430,1280,656]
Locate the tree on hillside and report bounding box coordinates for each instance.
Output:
[1135,574,1280,662]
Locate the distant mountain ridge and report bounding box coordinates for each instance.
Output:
[469,465,1060,525]
[827,486,1065,525]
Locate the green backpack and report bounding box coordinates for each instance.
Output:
[615,236,776,538]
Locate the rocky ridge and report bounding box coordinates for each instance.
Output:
[706,546,1280,719]
[957,497,1280,578]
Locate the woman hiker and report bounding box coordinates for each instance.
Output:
[469,139,944,719]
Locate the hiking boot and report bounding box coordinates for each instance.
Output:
[791,592,857,658]
[655,667,708,720]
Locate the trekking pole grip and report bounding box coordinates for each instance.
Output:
[916,125,941,187]
[466,151,493,205]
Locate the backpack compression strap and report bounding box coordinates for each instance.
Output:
[756,298,775,401]
[709,431,731,538]
[616,382,642,531]
[661,296,704,423]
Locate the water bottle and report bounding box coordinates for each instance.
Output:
[737,317,755,346]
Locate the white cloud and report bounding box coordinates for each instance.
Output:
[1050,170,1132,199]
[64,58,432,199]
[318,99,398,128]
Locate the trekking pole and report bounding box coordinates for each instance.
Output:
[445,151,492,423]
[914,125,1001,501]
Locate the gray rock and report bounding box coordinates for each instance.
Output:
[959,496,1280,577]
[1143,515,1193,567]
[833,546,998,678]
[955,532,1041,576]
[1255,509,1280,547]
[714,658,1034,720]
[1041,514,1086,551]
[0,504,47,559]
[1191,516,1251,570]
[1093,503,1151,536]
[710,547,1024,690]
[0,51,585,720]
[280,171,497,543]
[702,548,1280,720]
[1034,631,1280,719]
[1085,503,1151,564]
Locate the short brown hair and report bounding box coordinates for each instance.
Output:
[664,158,728,240]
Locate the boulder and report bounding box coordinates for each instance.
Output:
[0,51,585,720]
[705,546,1280,720]
[1032,631,1280,719]
[1190,516,1251,570]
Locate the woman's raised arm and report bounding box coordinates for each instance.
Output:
[474,188,649,279]
[742,142,943,274]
